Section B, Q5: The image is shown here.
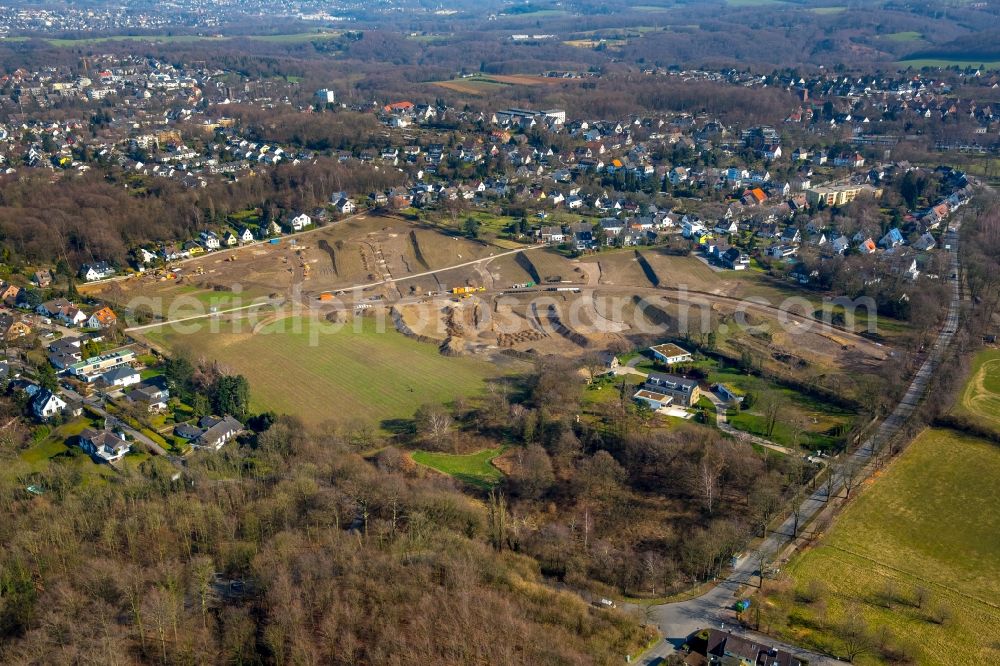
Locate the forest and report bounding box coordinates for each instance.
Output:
[0,158,403,268]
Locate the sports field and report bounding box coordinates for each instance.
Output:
[759,428,1000,664]
[141,315,522,428]
[953,348,1000,433]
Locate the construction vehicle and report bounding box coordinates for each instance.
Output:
[451,285,485,295]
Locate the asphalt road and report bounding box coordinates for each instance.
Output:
[638,222,964,664]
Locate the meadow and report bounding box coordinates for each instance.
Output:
[898,58,1000,70]
[411,447,506,489]
[757,428,1000,664]
[141,314,523,429]
[952,348,1000,433]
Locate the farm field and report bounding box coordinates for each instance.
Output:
[898,58,1000,70]
[432,74,557,96]
[411,446,505,488]
[140,315,524,429]
[758,428,1000,664]
[952,348,1000,433]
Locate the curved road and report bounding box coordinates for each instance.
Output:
[638,222,963,665]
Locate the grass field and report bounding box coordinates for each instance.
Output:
[953,348,1000,433]
[141,315,522,429]
[432,74,555,96]
[758,428,1000,664]
[710,366,853,451]
[411,446,505,488]
[884,31,922,42]
[898,58,1000,69]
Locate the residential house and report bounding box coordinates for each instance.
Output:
[699,629,802,666]
[223,231,238,247]
[193,415,243,450]
[32,270,52,287]
[32,388,66,420]
[58,305,88,327]
[830,235,850,255]
[87,306,117,329]
[599,351,620,370]
[859,237,878,254]
[0,314,31,340]
[879,227,905,249]
[48,338,82,369]
[721,247,750,270]
[239,227,255,243]
[287,213,311,232]
[913,232,936,251]
[780,227,801,245]
[682,219,707,239]
[714,219,738,235]
[642,372,701,407]
[574,229,596,251]
[80,262,115,281]
[200,231,221,250]
[633,387,674,410]
[38,298,71,318]
[715,383,745,404]
[0,283,21,305]
[768,245,798,259]
[68,349,136,382]
[102,365,140,388]
[539,226,565,244]
[333,197,356,215]
[649,343,693,365]
[174,423,204,440]
[127,377,169,412]
[78,428,130,464]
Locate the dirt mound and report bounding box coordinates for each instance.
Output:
[440,336,466,356]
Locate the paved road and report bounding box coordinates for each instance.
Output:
[638,222,964,664]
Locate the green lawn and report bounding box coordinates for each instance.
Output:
[758,429,1000,664]
[411,447,505,489]
[709,367,853,451]
[952,348,1000,433]
[142,315,522,429]
[9,417,117,483]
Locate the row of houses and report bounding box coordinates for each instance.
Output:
[36,299,117,329]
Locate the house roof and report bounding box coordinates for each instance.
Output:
[90,306,116,324]
[634,389,673,403]
[650,343,691,359]
[103,366,138,382]
[646,372,698,389]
